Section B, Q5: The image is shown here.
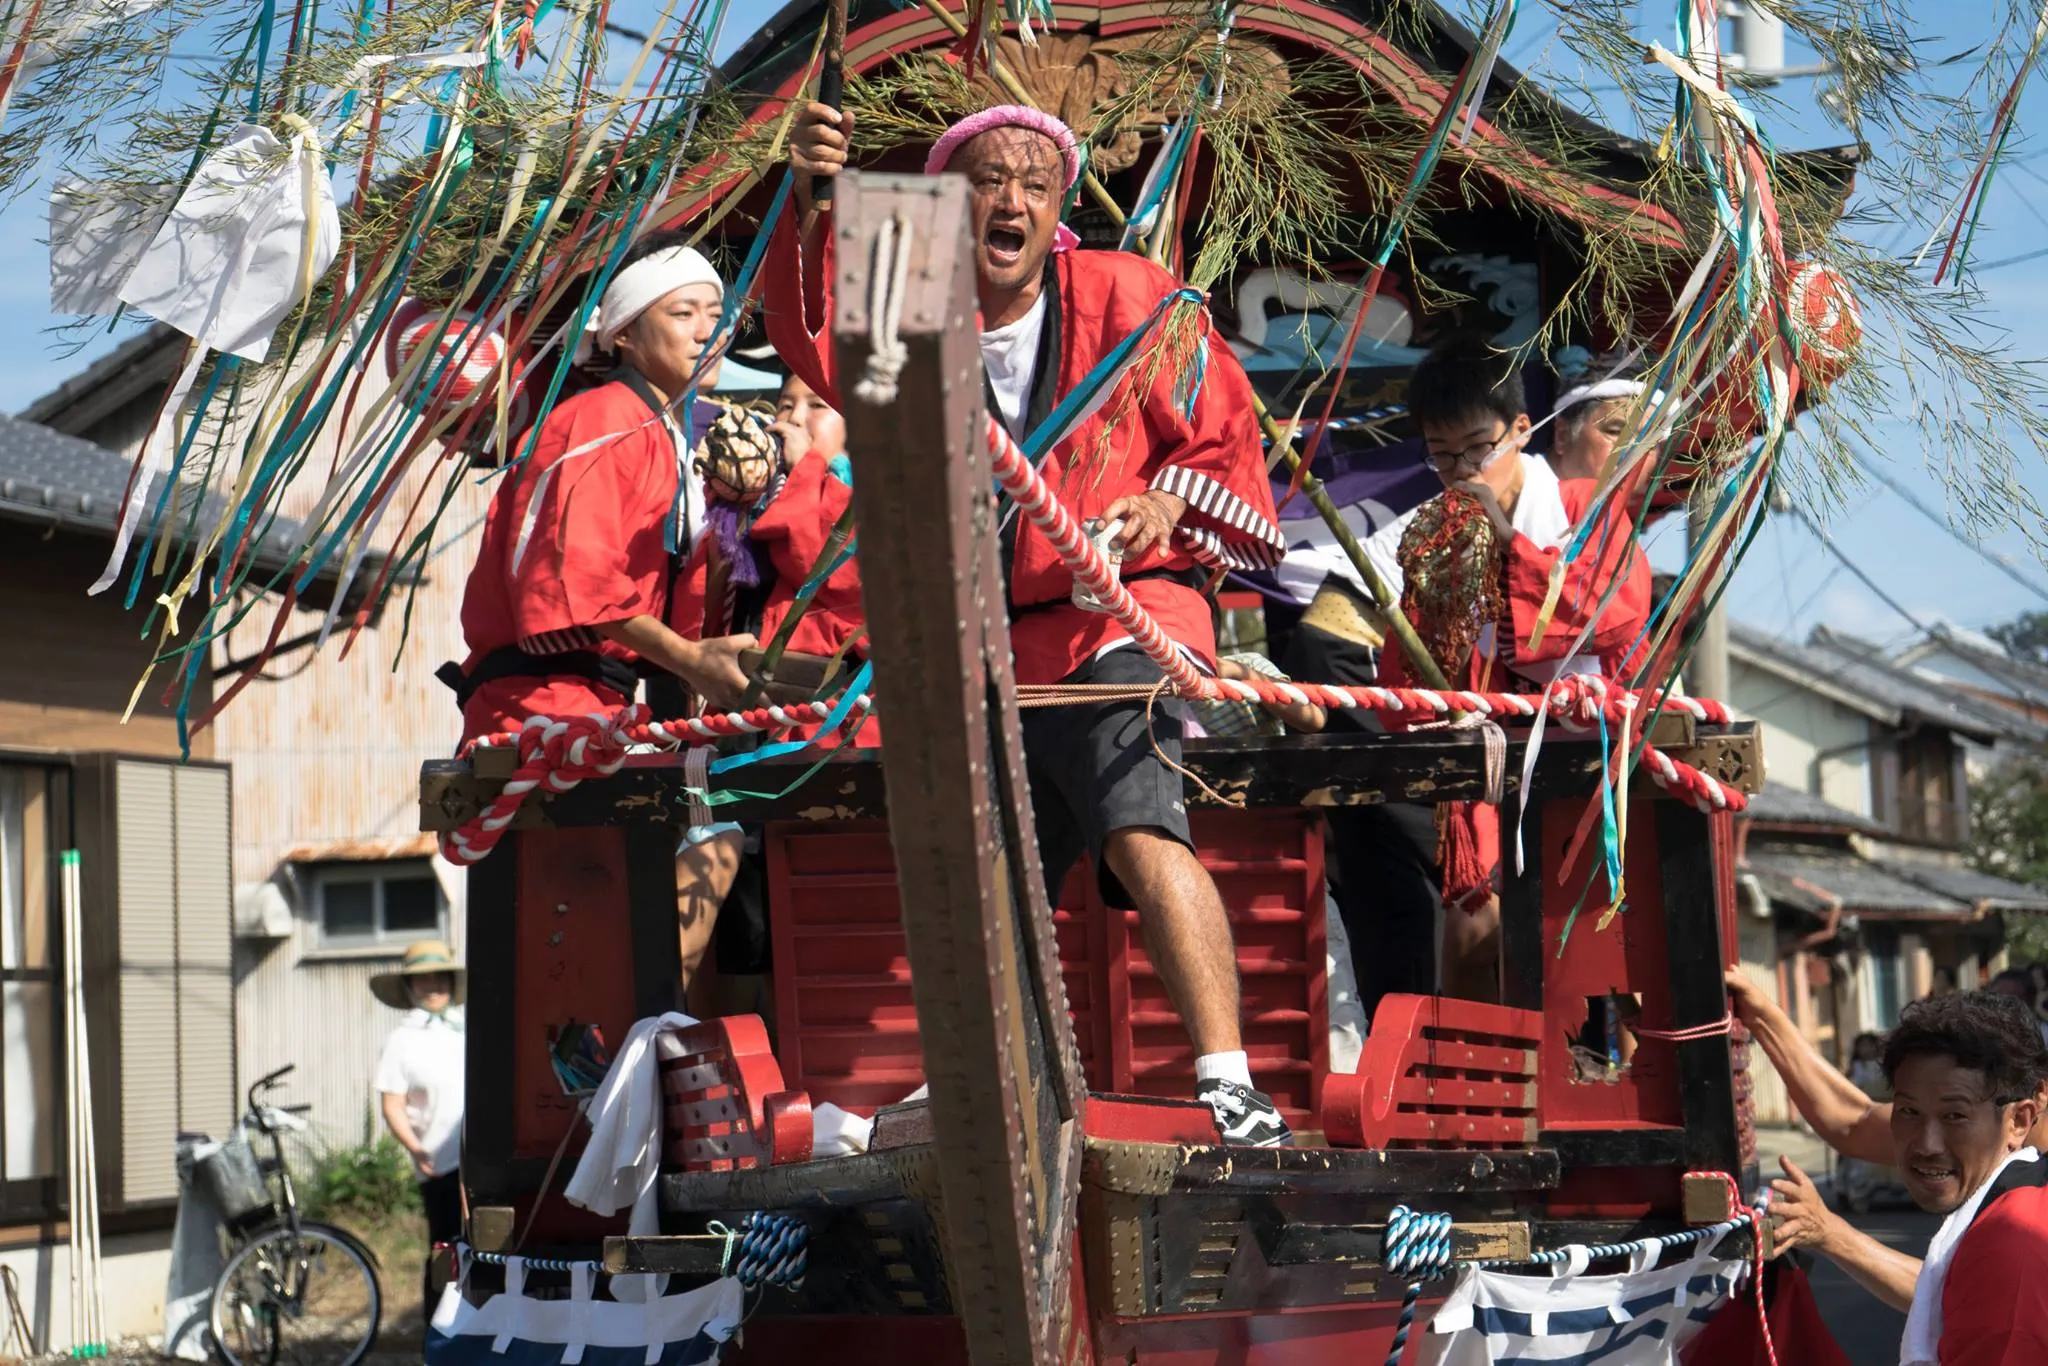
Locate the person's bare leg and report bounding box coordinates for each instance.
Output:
[676,829,745,992]
[1102,827,1241,1054]
[1441,893,1501,1002]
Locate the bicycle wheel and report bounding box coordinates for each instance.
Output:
[209,1220,382,1366]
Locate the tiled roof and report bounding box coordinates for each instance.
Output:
[1747,843,2048,918]
[1729,620,2046,745]
[1744,781,1883,834]
[1746,844,1975,918]
[0,412,366,592]
[1874,859,2048,913]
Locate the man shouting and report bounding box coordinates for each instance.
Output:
[767,102,1292,1145]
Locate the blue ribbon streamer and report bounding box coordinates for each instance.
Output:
[707,659,873,776]
[1595,704,1623,905]
[1019,286,1202,463]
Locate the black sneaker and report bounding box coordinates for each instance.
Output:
[1196,1079,1293,1147]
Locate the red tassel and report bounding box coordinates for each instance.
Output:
[1438,801,1500,911]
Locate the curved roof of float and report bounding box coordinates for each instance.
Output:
[645,0,1857,249]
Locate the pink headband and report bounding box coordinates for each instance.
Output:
[926,105,1083,251]
[926,105,1081,189]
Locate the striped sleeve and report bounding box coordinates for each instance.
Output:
[1152,465,1286,570]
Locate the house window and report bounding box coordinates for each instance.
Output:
[314,861,444,947]
[1885,729,1970,846]
[1868,926,1903,1030]
[0,764,59,1215]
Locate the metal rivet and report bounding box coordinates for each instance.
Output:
[548,931,564,947]
[555,902,569,914]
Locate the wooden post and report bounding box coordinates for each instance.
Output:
[832,170,1087,1366]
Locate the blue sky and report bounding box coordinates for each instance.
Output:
[6,0,2046,651]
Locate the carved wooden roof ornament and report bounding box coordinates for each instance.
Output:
[953,31,1293,176]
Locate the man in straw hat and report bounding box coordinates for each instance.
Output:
[770,100,1295,1145]
[371,939,467,1317]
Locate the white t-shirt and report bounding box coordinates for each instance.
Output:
[980,293,1048,439]
[373,1006,465,1180]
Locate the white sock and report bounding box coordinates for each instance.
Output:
[1195,1050,1253,1089]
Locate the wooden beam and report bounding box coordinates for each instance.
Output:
[417,723,1765,831]
[831,169,1084,1366]
[1259,1219,1531,1266]
[1658,801,1746,1183]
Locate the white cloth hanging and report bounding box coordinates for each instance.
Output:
[118,120,340,362]
[48,179,174,316]
[563,1012,695,1303]
[1323,890,1366,1074]
[92,119,342,594]
[810,1102,873,1158]
[1421,1236,1746,1365]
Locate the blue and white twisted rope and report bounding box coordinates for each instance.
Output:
[457,1208,812,1290]
[1381,1205,1456,1366]
[715,1211,810,1290]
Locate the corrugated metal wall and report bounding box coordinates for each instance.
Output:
[101,364,485,1156]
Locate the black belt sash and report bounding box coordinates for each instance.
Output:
[436,647,638,710]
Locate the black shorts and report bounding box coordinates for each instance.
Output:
[1020,647,1195,910]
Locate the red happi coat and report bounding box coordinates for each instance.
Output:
[1380,473,1653,906]
[766,216,1285,684]
[454,380,680,742]
[668,452,876,744]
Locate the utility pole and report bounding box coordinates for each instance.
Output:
[1688,501,1731,700]
[1719,1,1786,82]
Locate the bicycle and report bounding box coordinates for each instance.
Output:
[206,1064,384,1366]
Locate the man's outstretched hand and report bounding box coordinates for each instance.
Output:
[1766,1155,1840,1258]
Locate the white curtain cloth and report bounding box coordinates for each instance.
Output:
[428,1256,743,1366]
[1420,1238,1746,1365]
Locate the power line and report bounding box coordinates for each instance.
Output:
[1967,243,2048,272]
[1860,462,2048,605]
[1786,504,1932,637]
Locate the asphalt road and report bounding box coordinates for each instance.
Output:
[1801,1203,1938,1365]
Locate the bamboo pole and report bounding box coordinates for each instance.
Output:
[738,501,859,709]
[1250,398,1451,690]
[912,0,1451,689]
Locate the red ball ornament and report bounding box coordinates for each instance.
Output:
[1786,260,1861,388]
[384,300,509,405]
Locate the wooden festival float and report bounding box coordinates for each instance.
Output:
[411,3,1865,1361]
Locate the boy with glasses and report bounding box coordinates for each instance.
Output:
[1355,336,1652,999]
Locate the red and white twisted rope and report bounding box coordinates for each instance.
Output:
[980,415,1747,815]
[1682,1168,1780,1366]
[441,696,875,865]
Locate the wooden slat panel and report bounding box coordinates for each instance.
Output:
[173,767,236,1139]
[114,761,179,1204]
[1389,1076,1536,1111]
[1402,1040,1535,1076]
[1372,1113,1538,1146]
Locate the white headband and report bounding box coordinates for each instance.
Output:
[586,244,724,352]
[1550,377,1647,418]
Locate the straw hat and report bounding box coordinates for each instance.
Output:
[369,939,468,1011]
